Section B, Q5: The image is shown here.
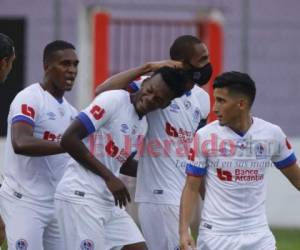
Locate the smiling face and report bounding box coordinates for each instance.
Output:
[0,52,15,83]
[134,74,177,116]
[44,48,79,92]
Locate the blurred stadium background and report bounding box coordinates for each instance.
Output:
[0,0,299,249]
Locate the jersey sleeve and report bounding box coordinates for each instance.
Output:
[77,91,119,136]
[127,75,149,93]
[200,89,210,119]
[271,127,297,169]
[10,89,41,127]
[185,130,208,177]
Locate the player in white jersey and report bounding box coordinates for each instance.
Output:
[0,33,16,248]
[95,35,212,250]
[0,40,78,250]
[180,71,300,250]
[55,66,190,250]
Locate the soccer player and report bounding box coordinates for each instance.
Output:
[0,32,15,247]
[0,40,78,250]
[55,66,189,250]
[95,35,211,250]
[180,71,300,250]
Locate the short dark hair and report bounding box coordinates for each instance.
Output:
[152,66,189,98]
[0,33,15,60]
[213,71,256,106]
[169,35,202,61]
[43,40,75,64]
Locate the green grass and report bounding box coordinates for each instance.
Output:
[272,228,300,250]
[1,228,299,249]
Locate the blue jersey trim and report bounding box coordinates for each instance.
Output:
[185,90,191,96]
[128,82,139,93]
[274,153,297,169]
[12,115,34,127]
[186,163,207,176]
[77,112,96,135]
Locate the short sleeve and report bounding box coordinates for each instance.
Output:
[185,130,208,177]
[10,88,41,127]
[77,91,120,135]
[271,127,297,169]
[128,76,149,93]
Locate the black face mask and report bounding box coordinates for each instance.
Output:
[187,62,213,86]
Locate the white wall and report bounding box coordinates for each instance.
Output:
[0,137,299,228]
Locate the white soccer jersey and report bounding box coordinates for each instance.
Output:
[130,77,210,205]
[186,117,297,234]
[55,90,147,207]
[1,83,77,204]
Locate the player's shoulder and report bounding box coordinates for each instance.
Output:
[190,86,210,107]
[12,83,43,103]
[95,89,130,104]
[252,117,283,135]
[196,120,219,136]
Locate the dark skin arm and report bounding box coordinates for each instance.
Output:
[61,119,131,208]
[120,152,138,177]
[11,122,64,156]
[95,60,183,95]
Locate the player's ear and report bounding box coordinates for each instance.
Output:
[238,98,247,110]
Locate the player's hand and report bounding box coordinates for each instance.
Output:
[148,60,183,71]
[180,232,196,250]
[105,175,131,208]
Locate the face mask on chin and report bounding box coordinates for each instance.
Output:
[187,63,213,86]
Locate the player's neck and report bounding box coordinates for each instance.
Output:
[130,93,144,119]
[229,113,253,135]
[41,80,65,99]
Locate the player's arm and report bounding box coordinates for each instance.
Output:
[280,162,300,191]
[180,175,202,250]
[61,119,131,208]
[119,152,138,177]
[95,60,183,95]
[11,122,64,156]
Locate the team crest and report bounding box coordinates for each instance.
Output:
[174,246,180,250]
[255,143,266,159]
[58,107,65,117]
[192,108,201,122]
[184,100,191,110]
[80,239,94,250]
[16,239,28,250]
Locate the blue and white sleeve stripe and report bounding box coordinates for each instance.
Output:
[77,112,96,135]
[12,115,35,127]
[186,163,207,177]
[273,153,297,169]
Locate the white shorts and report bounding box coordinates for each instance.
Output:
[138,203,181,250]
[197,229,276,250]
[0,192,63,250]
[55,199,145,250]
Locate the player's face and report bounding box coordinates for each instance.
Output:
[0,52,15,83]
[183,43,210,89]
[187,43,209,69]
[213,87,242,126]
[46,49,79,91]
[134,74,176,116]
